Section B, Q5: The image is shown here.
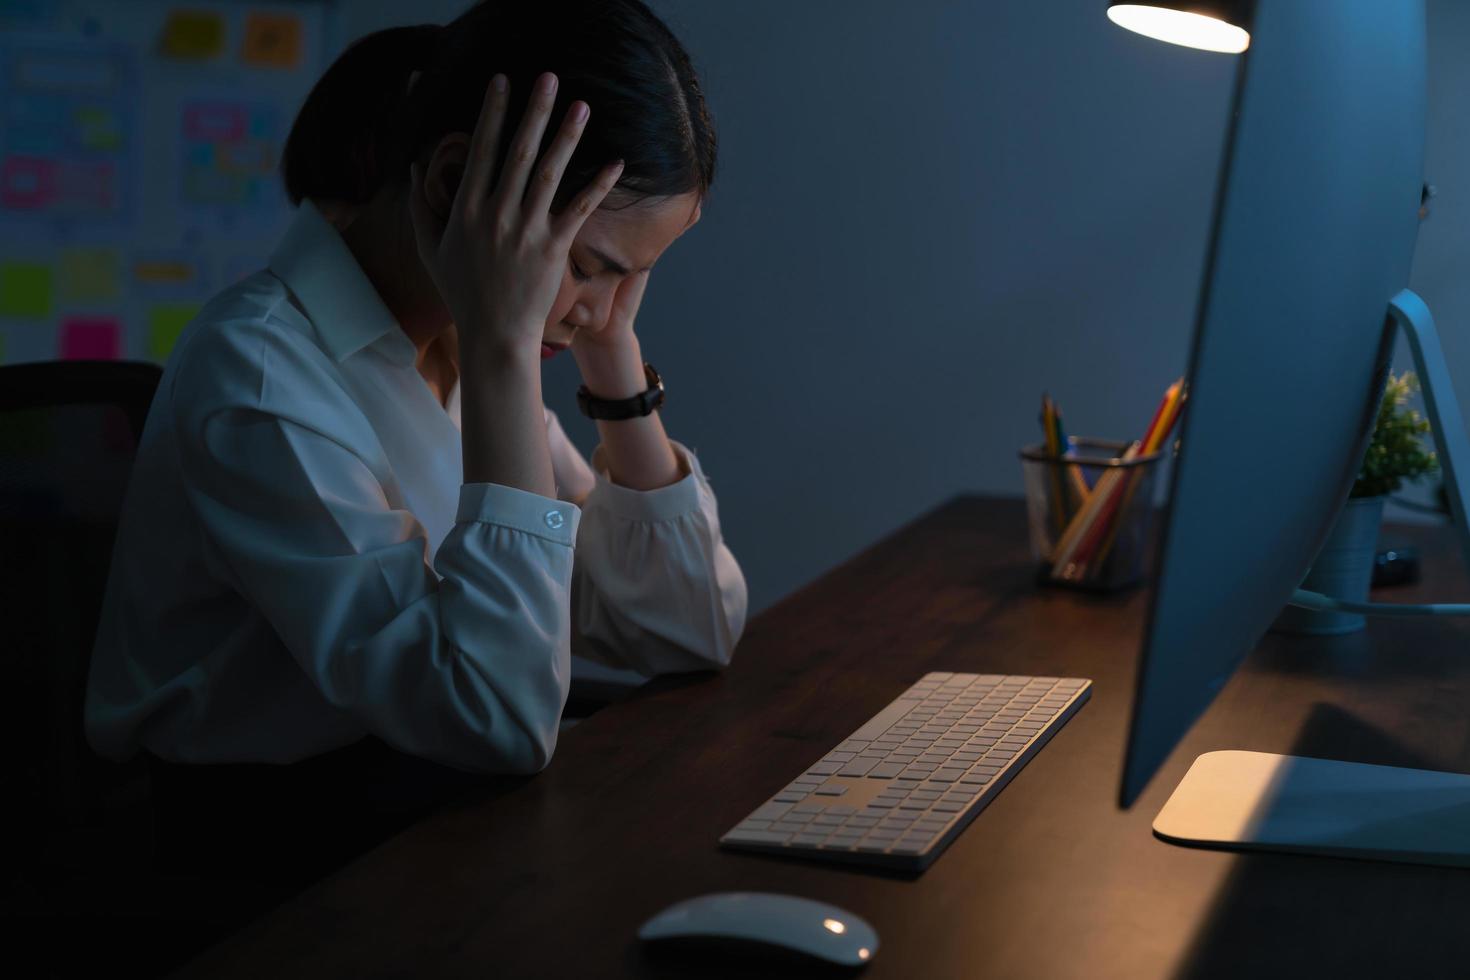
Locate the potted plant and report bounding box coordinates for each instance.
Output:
[1274,371,1438,635]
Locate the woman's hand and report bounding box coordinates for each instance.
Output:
[409,71,625,363]
[571,269,654,398]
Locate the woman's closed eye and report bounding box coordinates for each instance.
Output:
[570,256,592,283]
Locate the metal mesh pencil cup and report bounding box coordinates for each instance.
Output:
[1019,438,1164,592]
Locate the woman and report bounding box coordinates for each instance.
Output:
[84,0,746,885]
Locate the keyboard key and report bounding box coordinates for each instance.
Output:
[827,804,856,816]
[749,803,792,822]
[839,758,879,777]
[814,784,847,797]
[869,762,906,778]
[791,833,829,845]
[773,791,807,803]
[806,761,841,776]
[771,820,809,833]
[811,814,846,826]
[898,799,931,810]
[793,801,826,813]
[825,751,857,763]
[932,801,966,812]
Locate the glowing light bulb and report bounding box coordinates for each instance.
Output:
[1107,4,1250,54]
[823,918,847,935]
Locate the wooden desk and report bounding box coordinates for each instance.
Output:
[178,496,1470,979]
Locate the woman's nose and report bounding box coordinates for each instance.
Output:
[574,289,616,332]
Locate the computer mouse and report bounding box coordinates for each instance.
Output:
[638,891,878,967]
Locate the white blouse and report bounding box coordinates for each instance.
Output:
[84,201,748,775]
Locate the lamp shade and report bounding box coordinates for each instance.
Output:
[1106,1,1255,53]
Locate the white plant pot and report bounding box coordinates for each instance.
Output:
[1271,496,1385,636]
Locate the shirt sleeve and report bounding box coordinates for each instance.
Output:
[173,336,576,776]
[562,422,749,677]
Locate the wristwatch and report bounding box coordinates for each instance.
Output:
[576,362,665,420]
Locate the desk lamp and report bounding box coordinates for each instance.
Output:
[1109,0,1470,867]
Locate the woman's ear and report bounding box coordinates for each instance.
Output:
[423,133,471,218]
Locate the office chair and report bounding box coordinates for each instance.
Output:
[0,360,271,973]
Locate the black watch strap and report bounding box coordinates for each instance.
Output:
[576,362,665,420]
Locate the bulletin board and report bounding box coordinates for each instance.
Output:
[0,0,332,365]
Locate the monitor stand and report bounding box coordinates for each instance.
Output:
[1154,751,1470,867]
[1153,289,1470,868]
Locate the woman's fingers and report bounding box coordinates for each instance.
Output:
[457,74,510,217]
[492,72,559,217]
[520,99,591,219]
[552,159,626,246]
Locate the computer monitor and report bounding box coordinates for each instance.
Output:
[1116,0,1470,840]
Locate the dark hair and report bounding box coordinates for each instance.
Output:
[281,0,717,213]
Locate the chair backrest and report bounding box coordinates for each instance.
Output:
[0,359,162,852]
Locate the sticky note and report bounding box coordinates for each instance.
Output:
[74,106,123,152]
[133,259,196,286]
[59,247,120,301]
[149,303,199,359]
[160,10,225,61]
[59,315,122,360]
[1,155,57,210]
[242,12,303,69]
[0,262,52,318]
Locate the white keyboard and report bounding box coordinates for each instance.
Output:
[720,672,1091,871]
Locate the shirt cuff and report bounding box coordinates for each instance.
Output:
[457,481,581,546]
[586,439,706,523]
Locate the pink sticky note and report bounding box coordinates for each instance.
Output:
[0,155,57,209]
[183,103,247,142]
[59,316,122,360]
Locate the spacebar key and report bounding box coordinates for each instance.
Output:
[850,697,923,742]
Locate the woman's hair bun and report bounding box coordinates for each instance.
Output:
[281,24,444,207]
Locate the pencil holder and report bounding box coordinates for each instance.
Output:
[1019,437,1164,592]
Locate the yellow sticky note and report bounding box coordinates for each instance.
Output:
[160,10,225,61]
[60,248,120,302]
[149,304,200,360]
[134,259,195,286]
[0,262,53,319]
[242,12,303,69]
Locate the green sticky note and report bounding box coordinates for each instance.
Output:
[0,262,53,318]
[149,303,200,360]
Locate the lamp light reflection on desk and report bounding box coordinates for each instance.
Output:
[1106,2,1252,54]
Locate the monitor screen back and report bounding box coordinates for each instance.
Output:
[1120,0,1426,807]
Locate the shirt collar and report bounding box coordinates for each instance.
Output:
[267,200,416,367]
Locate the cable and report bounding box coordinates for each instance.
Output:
[1290,588,1470,617]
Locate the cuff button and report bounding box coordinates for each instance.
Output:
[544,510,566,530]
